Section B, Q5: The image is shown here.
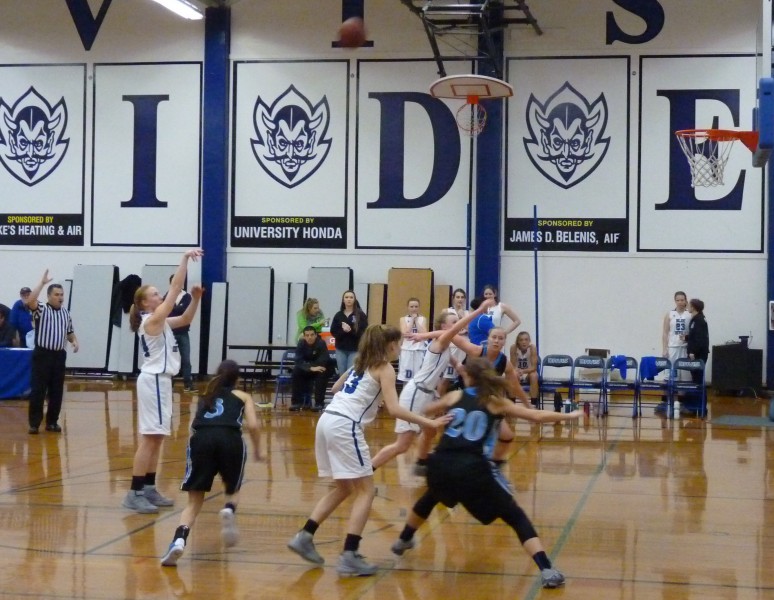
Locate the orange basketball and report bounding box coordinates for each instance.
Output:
[338,17,366,48]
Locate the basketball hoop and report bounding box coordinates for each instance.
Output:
[430,74,513,137]
[675,129,759,187]
[457,95,487,136]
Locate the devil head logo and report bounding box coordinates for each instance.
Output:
[0,87,69,186]
[523,82,609,189]
[251,85,332,188]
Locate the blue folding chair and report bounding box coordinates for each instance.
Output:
[672,358,707,418]
[603,356,639,417]
[570,355,606,415]
[637,356,673,417]
[273,350,296,408]
[538,354,573,410]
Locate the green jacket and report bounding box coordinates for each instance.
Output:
[296,310,325,340]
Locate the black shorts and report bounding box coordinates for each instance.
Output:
[180,427,246,494]
[426,451,514,524]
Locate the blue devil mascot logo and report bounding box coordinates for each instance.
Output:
[251,85,332,188]
[0,87,69,186]
[523,82,609,189]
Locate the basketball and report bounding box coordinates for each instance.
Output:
[338,17,366,48]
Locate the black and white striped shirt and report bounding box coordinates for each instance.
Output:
[33,304,74,351]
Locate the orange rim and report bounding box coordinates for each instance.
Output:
[675,129,759,152]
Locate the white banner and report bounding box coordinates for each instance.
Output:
[639,55,762,252]
[506,56,630,252]
[231,60,349,248]
[92,62,202,246]
[356,60,471,250]
[0,64,85,246]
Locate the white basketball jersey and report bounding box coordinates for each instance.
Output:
[326,368,383,424]
[400,315,427,349]
[515,345,531,371]
[413,345,452,390]
[487,303,504,326]
[139,314,180,375]
[668,310,691,347]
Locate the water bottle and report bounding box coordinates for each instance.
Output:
[673,400,680,419]
[563,398,572,414]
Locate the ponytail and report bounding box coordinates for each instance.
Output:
[129,285,153,332]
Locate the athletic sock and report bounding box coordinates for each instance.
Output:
[144,472,157,487]
[130,476,145,492]
[303,519,319,535]
[344,533,362,552]
[532,551,551,571]
[174,525,190,543]
[399,525,417,542]
[224,502,236,514]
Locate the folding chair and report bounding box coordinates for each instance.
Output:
[273,350,296,408]
[603,356,639,417]
[672,358,707,418]
[538,354,573,410]
[637,356,673,418]
[570,355,605,416]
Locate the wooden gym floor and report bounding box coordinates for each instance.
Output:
[0,380,772,599]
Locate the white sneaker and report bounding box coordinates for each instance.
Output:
[219,508,239,547]
[161,538,185,566]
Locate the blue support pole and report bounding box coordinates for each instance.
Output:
[199,5,230,374]
[473,25,504,297]
[533,205,540,359]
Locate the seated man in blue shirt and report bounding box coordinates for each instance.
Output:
[9,287,33,347]
[0,304,19,347]
[290,326,337,412]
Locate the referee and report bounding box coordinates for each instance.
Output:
[25,269,79,434]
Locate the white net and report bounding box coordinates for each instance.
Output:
[456,102,487,136]
[675,131,737,188]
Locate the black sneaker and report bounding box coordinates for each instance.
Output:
[289,405,302,412]
[311,405,324,413]
[28,427,39,435]
[45,423,62,433]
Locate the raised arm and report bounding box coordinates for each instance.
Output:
[167,285,203,330]
[25,269,53,311]
[145,249,202,333]
[430,298,495,353]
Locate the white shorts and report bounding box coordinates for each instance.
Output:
[394,380,436,434]
[315,412,372,479]
[668,346,691,381]
[398,346,424,382]
[136,372,173,435]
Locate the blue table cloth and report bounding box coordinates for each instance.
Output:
[0,348,32,399]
